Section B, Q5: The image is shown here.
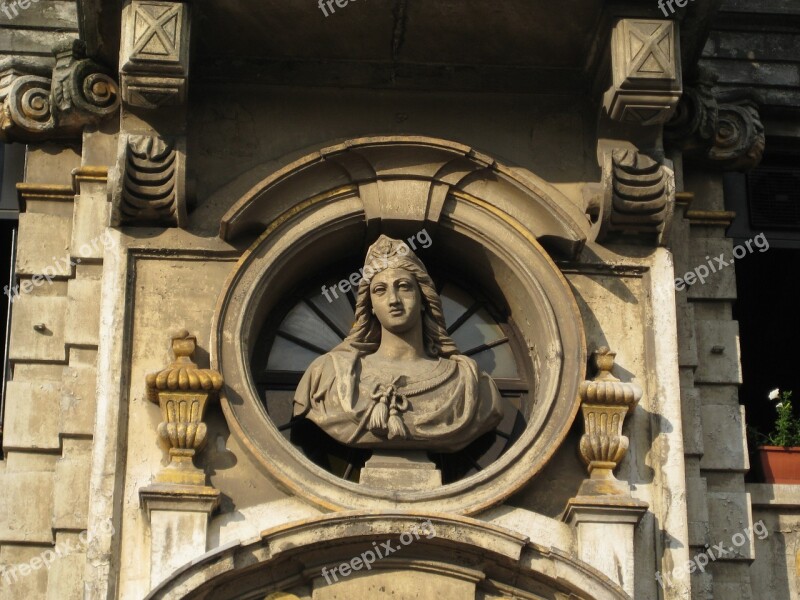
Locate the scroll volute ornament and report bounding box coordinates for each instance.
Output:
[146,330,222,486]
[578,347,642,491]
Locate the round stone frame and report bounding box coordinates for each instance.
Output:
[212,137,588,515]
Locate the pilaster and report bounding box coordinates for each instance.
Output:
[139,331,222,588]
[564,348,648,597]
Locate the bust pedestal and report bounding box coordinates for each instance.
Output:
[360,450,442,490]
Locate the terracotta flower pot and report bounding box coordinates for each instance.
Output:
[758,446,800,484]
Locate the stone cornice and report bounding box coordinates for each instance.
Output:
[0,40,120,143]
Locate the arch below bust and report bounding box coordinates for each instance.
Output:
[219,135,591,259]
[145,513,629,600]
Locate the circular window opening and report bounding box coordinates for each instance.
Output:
[251,257,533,485]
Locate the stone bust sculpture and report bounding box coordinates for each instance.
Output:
[293,235,503,452]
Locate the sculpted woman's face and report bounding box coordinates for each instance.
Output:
[369,267,423,334]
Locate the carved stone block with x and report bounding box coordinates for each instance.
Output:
[120,1,191,108]
[604,19,683,127]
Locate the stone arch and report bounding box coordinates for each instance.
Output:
[145,513,629,600]
[219,135,590,259]
[211,135,588,515]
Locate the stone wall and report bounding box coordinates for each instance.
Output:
[0,137,106,599]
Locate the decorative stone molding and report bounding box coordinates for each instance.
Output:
[0,41,119,143]
[603,19,682,126]
[110,133,188,227]
[665,77,765,170]
[120,1,191,108]
[564,347,648,596]
[144,512,631,600]
[576,347,642,491]
[598,149,675,244]
[142,330,222,489]
[685,209,737,226]
[213,136,588,515]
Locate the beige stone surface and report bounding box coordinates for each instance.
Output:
[0,543,52,597]
[15,212,73,276]
[61,359,99,436]
[53,439,93,530]
[3,381,62,450]
[312,569,477,599]
[479,505,574,554]
[149,510,210,589]
[0,453,57,544]
[71,183,111,261]
[46,535,86,600]
[65,267,103,346]
[23,144,81,187]
[8,295,69,363]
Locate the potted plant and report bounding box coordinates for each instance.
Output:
[753,389,800,484]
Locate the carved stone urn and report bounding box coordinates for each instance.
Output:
[145,330,223,487]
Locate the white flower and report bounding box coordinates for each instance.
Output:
[769,388,780,400]
[776,402,784,409]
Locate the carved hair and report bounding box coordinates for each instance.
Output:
[345,236,458,358]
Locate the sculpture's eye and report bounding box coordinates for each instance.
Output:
[371,283,386,295]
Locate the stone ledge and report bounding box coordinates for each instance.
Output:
[747,483,800,508]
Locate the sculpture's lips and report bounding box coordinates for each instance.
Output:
[389,309,404,316]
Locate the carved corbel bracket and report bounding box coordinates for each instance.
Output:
[109,133,188,227]
[597,149,675,245]
[143,330,222,488]
[603,19,682,126]
[120,1,190,108]
[576,347,643,495]
[0,40,119,143]
[665,76,765,171]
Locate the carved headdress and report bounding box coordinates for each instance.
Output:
[345,235,458,357]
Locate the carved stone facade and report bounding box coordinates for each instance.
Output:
[666,75,766,171]
[120,1,190,109]
[0,3,797,600]
[0,40,119,142]
[604,19,682,126]
[110,134,188,227]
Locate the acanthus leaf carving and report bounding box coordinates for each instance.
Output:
[665,73,765,171]
[0,40,119,143]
